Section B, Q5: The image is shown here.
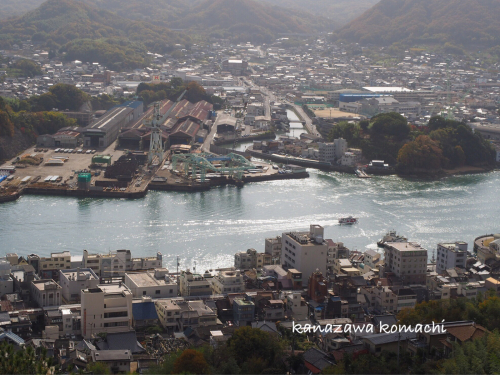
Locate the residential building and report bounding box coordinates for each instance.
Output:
[83,250,163,279]
[233,298,255,326]
[59,268,99,303]
[81,283,133,339]
[384,242,428,284]
[91,350,132,373]
[27,251,71,280]
[155,299,217,332]
[265,236,282,264]
[234,248,272,270]
[436,242,468,274]
[286,292,308,320]
[318,139,348,164]
[0,259,14,298]
[31,279,62,308]
[124,269,178,298]
[211,270,245,294]
[179,270,212,297]
[281,225,330,285]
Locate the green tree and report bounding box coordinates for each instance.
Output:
[397,135,443,171]
[173,349,210,374]
[87,361,111,375]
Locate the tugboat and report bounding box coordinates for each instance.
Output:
[339,216,358,225]
[377,230,407,247]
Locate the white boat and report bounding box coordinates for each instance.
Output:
[339,216,358,225]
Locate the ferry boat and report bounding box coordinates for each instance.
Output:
[377,230,407,247]
[339,216,358,225]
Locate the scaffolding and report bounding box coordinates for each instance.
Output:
[171,153,255,182]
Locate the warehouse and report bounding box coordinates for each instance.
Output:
[83,101,143,149]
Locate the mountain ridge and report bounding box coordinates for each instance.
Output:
[336,0,500,47]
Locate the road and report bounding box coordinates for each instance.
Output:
[292,104,319,136]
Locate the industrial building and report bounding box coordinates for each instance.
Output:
[83,101,143,148]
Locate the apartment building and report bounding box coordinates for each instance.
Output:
[233,299,255,326]
[155,299,217,332]
[59,268,99,303]
[264,236,282,264]
[281,225,330,285]
[124,269,178,298]
[234,248,272,270]
[318,139,347,164]
[360,285,398,314]
[436,242,468,274]
[83,250,163,278]
[81,283,133,339]
[31,279,62,308]
[179,270,212,297]
[27,251,71,280]
[211,270,245,294]
[285,292,308,320]
[384,242,428,284]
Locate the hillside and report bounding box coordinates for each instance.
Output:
[0,0,45,20]
[168,0,332,42]
[336,0,500,47]
[79,0,202,25]
[259,0,379,29]
[0,0,190,69]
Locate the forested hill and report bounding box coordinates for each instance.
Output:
[0,0,190,69]
[167,0,332,41]
[335,0,500,48]
[258,0,379,30]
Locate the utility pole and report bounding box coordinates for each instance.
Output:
[177,256,179,275]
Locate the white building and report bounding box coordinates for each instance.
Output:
[31,279,62,307]
[211,270,245,294]
[124,269,178,298]
[81,283,133,339]
[83,250,163,278]
[340,150,362,167]
[179,270,212,297]
[384,242,428,285]
[59,268,99,303]
[318,139,348,164]
[0,259,14,298]
[436,242,468,274]
[285,292,308,320]
[281,225,330,284]
[265,236,282,264]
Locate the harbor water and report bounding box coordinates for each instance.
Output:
[1,170,499,271]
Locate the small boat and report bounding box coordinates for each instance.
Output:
[339,216,358,225]
[377,230,407,247]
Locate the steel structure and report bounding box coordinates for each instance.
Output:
[171,152,255,182]
[146,89,188,164]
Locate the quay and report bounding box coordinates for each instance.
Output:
[0,144,310,203]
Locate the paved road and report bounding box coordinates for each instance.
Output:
[292,104,319,136]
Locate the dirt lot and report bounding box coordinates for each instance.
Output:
[312,108,361,118]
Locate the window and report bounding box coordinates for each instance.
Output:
[143,291,147,295]
[156,290,160,295]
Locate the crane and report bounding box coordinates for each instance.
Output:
[146,89,188,164]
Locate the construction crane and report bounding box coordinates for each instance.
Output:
[146,89,188,164]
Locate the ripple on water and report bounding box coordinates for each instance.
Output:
[1,171,499,270]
